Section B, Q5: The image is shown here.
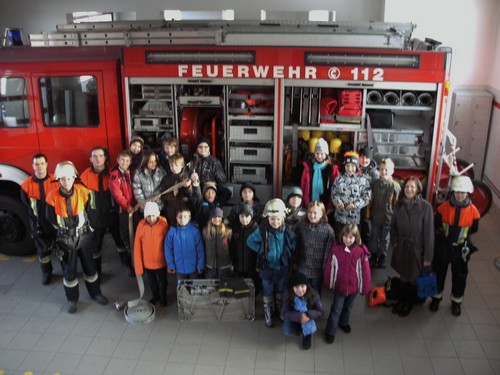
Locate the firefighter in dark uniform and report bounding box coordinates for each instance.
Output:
[80,146,134,278]
[21,153,60,285]
[430,176,481,316]
[46,161,108,313]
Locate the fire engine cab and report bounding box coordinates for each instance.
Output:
[0,18,454,256]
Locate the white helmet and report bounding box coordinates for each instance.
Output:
[451,176,473,193]
[54,161,78,179]
[263,198,287,218]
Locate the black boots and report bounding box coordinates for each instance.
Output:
[451,301,461,316]
[392,282,414,317]
[119,251,135,278]
[302,334,312,350]
[42,272,52,285]
[429,297,441,312]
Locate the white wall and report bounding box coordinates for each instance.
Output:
[386,0,500,206]
[0,0,384,35]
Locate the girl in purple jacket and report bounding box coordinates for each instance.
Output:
[323,224,371,343]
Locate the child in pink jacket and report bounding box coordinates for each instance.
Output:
[323,224,371,343]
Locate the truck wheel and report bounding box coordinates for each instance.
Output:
[470,179,493,217]
[0,195,35,256]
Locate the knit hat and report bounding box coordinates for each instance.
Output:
[314,138,329,154]
[144,201,160,217]
[286,186,303,201]
[343,151,360,170]
[289,272,309,288]
[202,182,217,195]
[239,203,254,217]
[197,136,211,148]
[358,145,373,159]
[130,135,144,147]
[240,182,256,198]
[209,207,224,219]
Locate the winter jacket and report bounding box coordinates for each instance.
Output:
[164,222,205,274]
[247,221,296,271]
[159,170,192,225]
[300,159,339,208]
[296,220,336,279]
[203,226,233,271]
[390,195,434,281]
[285,206,307,231]
[109,166,135,212]
[80,166,119,229]
[369,178,401,226]
[281,287,325,323]
[324,242,371,296]
[230,220,259,275]
[134,216,169,275]
[331,172,371,225]
[193,155,227,184]
[133,167,166,211]
[190,184,222,229]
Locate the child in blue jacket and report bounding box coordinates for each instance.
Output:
[165,207,205,281]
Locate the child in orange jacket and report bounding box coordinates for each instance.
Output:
[134,202,169,306]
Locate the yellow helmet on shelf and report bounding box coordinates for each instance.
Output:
[298,129,310,141]
[330,138,342,154]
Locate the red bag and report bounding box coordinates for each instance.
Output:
[368,286,387,307]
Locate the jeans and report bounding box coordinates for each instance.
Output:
[325,292,357,336]
[260,265,288,297]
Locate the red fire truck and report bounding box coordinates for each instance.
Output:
[0,19,490,256]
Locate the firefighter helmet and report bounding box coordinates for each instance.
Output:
[263,198,287,218]
[451,176,474,193]
[54,161,78,179]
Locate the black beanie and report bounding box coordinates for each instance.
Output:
[289,272,309,288]
[197,136,211,148]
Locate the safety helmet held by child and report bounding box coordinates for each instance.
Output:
[54,161,78,179]
[263,198,287,218]
[451,176,474,193]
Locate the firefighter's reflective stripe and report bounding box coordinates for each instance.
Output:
[88,190,97,210]
[29,197,39,218]
[63,278,79,288]
[84,272,99,283]
[437,201,480,244]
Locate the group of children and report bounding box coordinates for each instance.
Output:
[23,134,481,351]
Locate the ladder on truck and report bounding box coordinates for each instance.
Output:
[29,19,417,49]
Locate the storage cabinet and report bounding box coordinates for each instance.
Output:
[226,86,274,203]
[128,78,176,147]
[449,89,493,179]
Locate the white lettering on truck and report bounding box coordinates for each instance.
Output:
[177,65,317,79]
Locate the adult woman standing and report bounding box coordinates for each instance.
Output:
[390,176,434,317]
[133,150,166,213]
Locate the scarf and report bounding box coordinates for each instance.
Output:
[450,194,471,208]
[294,295,316,335]
[312,161,326,201]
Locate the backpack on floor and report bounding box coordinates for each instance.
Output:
[384,276,401,300]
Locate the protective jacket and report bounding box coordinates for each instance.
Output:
[80,166,118,228]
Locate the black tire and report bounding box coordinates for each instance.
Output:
[455,158,475,179]
[470,179,493,217]
[0,195,35,256]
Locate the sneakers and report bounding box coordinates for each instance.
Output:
[92,294,108,305]
[429,297,441,312]
[340,325,351,334]
[325,333,335,344]
[302,334,312,350]
[451,301,461,316]
[67,301,77,314]
[42,273,52,285]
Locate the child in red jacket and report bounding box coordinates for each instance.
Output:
[324,224,371,343]
[134,202,169,306]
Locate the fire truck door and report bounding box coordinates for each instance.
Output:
[31,71,111,171]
